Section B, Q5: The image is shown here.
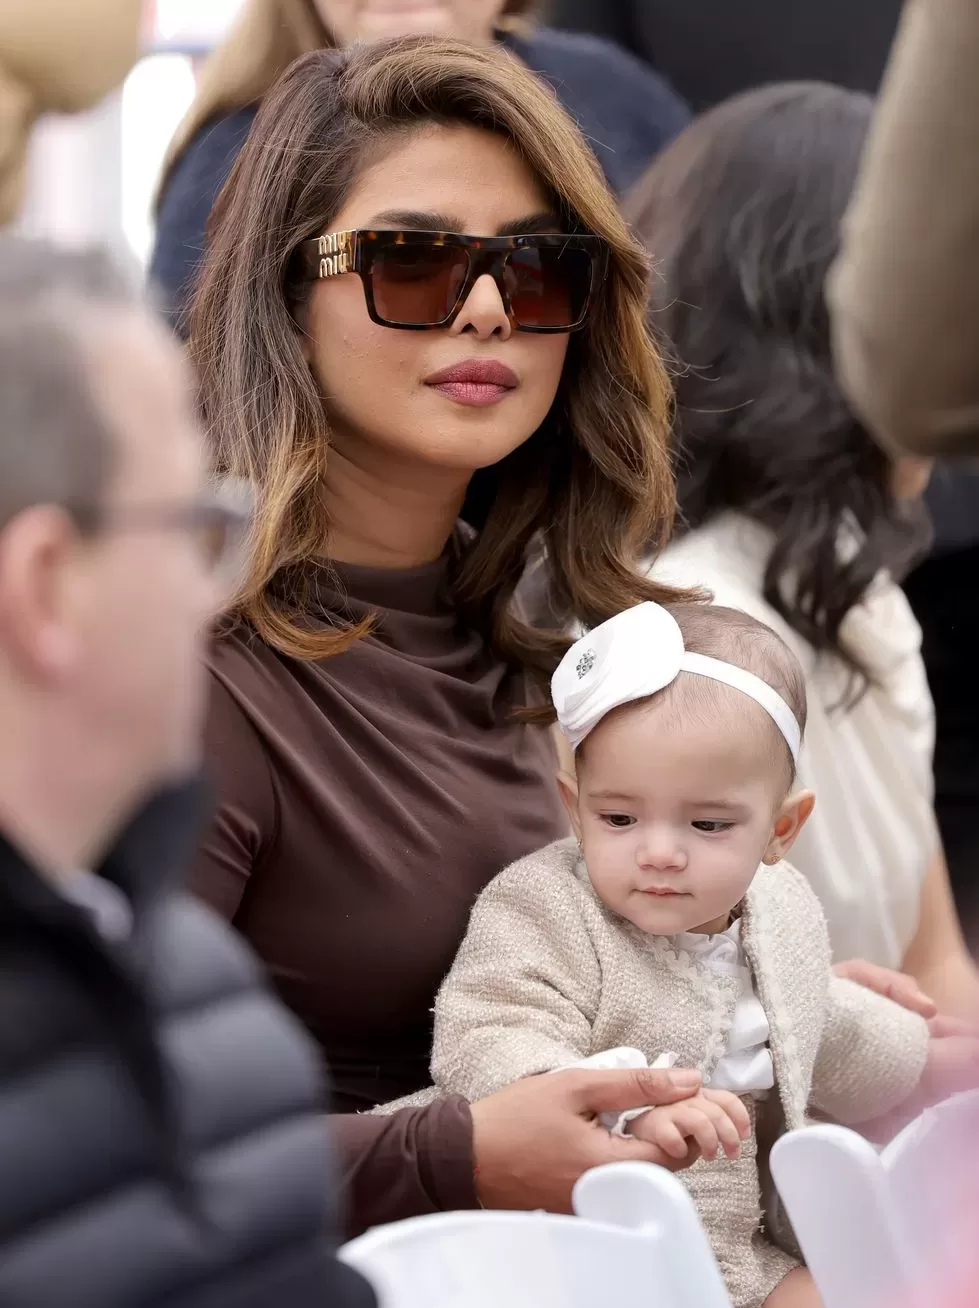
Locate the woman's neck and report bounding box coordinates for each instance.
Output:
[323,444,470,569]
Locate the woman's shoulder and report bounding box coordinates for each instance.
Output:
[653,516,789,624]
[510,27,689,190]
[150,106,260,322]
[161,106,259,203]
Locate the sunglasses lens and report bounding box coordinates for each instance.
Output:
[506,245,593,329]
[371,244,470,326]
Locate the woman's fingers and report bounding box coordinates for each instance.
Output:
[834,958,937,1017]
[563,1065,702,1114]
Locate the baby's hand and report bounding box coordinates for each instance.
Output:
[626,1089,751,1162]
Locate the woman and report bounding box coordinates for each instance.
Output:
[149,0,688,331]
[626,83,979,1014]
[189,35,707,1237]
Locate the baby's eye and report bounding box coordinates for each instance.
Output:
[692,820,735,834]
[601,813,637,829]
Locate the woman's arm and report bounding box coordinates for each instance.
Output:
[901,846,979,1021]
[828,0,979,456]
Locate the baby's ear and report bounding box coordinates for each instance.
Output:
[557,770,583,841]
[763,789,815,865]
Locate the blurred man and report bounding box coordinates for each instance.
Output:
[0,237,373,1307]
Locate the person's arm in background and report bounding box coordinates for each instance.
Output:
[148,110,256,337]
[828,0,979,456]
[901,847,979,1021]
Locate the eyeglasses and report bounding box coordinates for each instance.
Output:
[296,229,608,332]
[70,479,252,580]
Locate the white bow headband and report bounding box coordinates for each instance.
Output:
[552,602,802,764]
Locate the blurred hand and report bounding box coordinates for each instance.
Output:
[626,1089,751,1164]
[470,1065,702,1213]
[920,1032,979,1105]
[833,958,937,1018]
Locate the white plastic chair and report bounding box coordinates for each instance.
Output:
[339,1161,732,1308]
[770,1090,979,1308]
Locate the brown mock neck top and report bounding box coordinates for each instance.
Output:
[192,540,567,1234]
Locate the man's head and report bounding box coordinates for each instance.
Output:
[0,238,244,868]
[558,604,815,936]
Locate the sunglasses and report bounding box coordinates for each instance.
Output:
[296,229,607,332]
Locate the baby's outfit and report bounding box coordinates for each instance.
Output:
[379,838,930,1308]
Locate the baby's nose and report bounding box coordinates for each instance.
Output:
[637,830,687,871]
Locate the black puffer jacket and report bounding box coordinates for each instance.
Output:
[0,781,375,1308]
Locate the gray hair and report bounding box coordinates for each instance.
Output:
[0,236,143,531]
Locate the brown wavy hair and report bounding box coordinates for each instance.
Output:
[189,36,686,697]
[157,0,537,205]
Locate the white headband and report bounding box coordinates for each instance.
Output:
[552,603,802,765]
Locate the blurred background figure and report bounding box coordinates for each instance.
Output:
[0,0,141,223]
[829,0,979,938]
[149,0,689,331]
[627,83,979,1011]
[543,0,904,112]
[0,237,374,1307]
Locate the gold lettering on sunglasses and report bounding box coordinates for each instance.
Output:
[317,231,352,279]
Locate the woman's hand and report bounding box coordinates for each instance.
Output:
[470,1065,703,1213]
[833,958,937,1018]
[626,1089,751,1163]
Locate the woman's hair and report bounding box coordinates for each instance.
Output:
[157,0,536,205]
[625,82,929,690]
[190,37,686,699]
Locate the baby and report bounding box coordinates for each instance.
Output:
[387,602,973,1308]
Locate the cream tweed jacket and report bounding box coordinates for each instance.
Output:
[381,838,930,1307]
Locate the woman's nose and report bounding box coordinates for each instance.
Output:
[450,272,512,340]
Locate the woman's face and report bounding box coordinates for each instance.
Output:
[300,123,571,481]
[312,0,508,43]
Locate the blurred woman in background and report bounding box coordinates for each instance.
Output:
[149,0,688,330]
[627,83,979,1015]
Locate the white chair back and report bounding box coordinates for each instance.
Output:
[770,1091,979,1308]
[339,1161,732,1308]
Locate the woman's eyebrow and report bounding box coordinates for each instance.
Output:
[361,210,566,235]
[365,209,462,230]
[497,212,565,236]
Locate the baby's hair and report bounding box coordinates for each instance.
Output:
[576,604,807,787]
[663,604,807,783]
[666,604,808,731]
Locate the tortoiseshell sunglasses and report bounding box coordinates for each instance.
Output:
[296,229,608,332]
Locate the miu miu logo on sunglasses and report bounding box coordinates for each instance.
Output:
[318,231,352,278]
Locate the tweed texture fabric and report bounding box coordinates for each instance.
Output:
[379,838,929,1307]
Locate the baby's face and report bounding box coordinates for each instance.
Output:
[571,696,792,936]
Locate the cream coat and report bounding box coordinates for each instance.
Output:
[382,838,930,1307]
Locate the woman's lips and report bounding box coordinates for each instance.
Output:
[424,360,519,407]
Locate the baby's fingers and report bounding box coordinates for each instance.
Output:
[650,1117,695,1161]
[669,1105,722,1161]
[703,1089,752,1141]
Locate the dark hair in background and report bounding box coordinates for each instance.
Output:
[625,82,929,694]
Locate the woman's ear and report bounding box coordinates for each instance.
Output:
[557,769,583,842]
[763,789,815,865]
